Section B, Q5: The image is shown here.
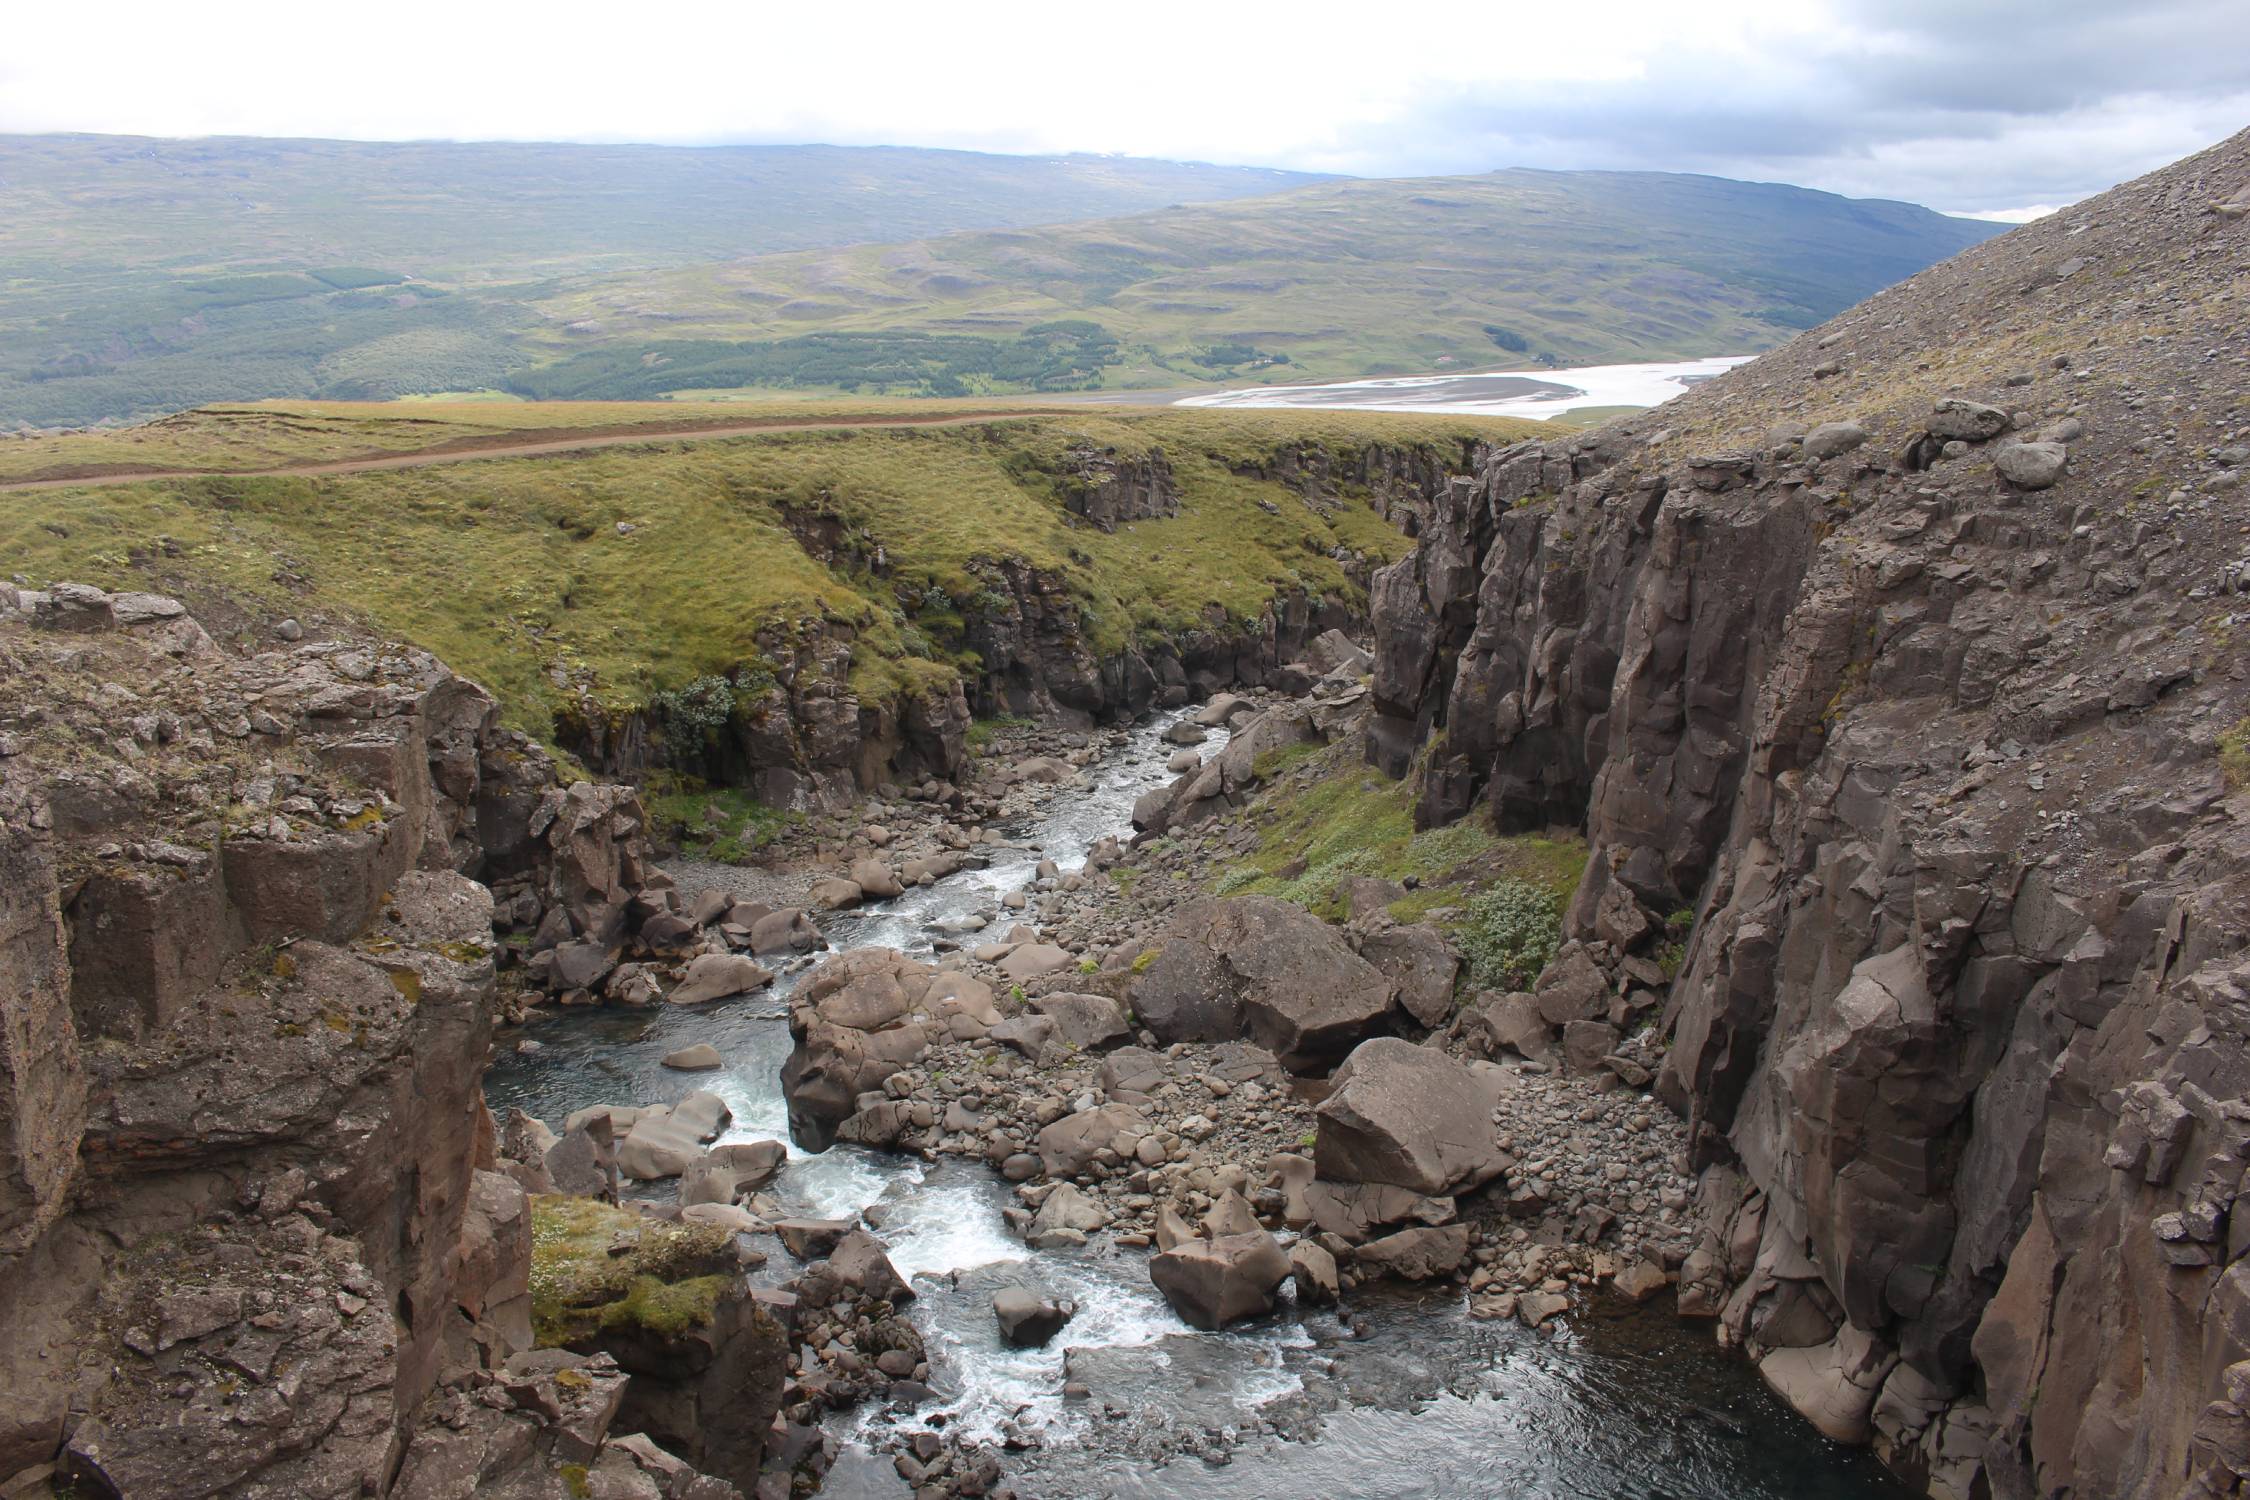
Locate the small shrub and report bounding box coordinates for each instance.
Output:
[1457,879,1563,992]
[647,674,736,746]
[1212,864,1264,897]
[2222,717,2250,789]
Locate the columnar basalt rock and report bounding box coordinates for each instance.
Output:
[1362,128,2250,1500]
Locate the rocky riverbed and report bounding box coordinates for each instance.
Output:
[485,682,1915,1499]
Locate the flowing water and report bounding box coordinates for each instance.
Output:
[485,710,1916,1500]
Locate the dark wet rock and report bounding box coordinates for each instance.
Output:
[1354,1223,1471,1282]
[775,1219,854,1260]
[993,1286,1077,1348]
[1149,1230,1292,1330]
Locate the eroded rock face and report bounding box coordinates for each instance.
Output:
[1360,127,2250,1500]
[0,591,696,1495]
[531,1201,785,1495]
[1128,896,1398,1070]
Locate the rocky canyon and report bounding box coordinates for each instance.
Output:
[0,126,2246,1500]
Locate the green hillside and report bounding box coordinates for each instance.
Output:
[0,135,1998,427]
[0,135,1323,428]
[517,169,2003,396]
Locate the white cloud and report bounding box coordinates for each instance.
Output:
[2,0,2243,213]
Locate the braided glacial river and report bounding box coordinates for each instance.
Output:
[486,710,1911,1499]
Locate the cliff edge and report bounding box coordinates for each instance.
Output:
[1368,128,2250,1498]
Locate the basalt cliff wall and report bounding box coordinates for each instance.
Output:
[1369,130,2250,1498]
[0,582,760,1497]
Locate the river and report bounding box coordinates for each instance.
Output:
[1173,356,1755,421]
[484,709,1914,1499]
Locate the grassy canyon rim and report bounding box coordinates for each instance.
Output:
[0,402,1543,740]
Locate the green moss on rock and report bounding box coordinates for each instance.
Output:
[529,1195,738,1348]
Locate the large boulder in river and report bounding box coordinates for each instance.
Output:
[1128,896,1397,1070]
[749,907,823,957]
[814,966,918,1030]
[669,953,773,1006]
[615,1090,733,1180]
[1149,1230,1292,1330]
[781,1020,930,1151]
[1314,1037,1507,1196]
[848,858,904,900]
[707,1139,787,1191]
[994,1287,1076,1348]
[827,1229,914,1304]
[780,949,936,1150]
[811,877,862,911]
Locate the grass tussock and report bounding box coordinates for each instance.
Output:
[2222,716,2250,790]
[1211,737,1585,929]
[647,779,802,862]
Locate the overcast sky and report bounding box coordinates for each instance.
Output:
[4,0,2244,219]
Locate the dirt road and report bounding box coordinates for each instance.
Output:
[0,408,1078,493]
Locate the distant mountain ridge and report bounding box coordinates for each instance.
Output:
[518,168,2004,398]
[0,133,1998,426]
[0,134,1326,274]
[0,134,1327,427]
